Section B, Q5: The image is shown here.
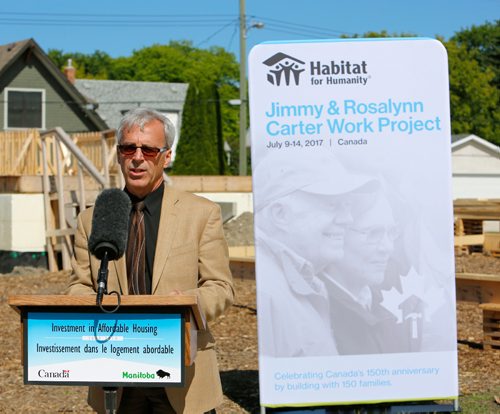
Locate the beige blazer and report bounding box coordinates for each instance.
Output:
[67,184,234,413]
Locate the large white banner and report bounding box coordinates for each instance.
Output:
[249,38,458,408]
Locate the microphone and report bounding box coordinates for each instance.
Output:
[88,188,131,305]
[89,188,131,260]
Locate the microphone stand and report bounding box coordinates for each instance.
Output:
[95,249,121,313]
[96,250,118,413]
[96,250,109,306]
[103,387,118,414]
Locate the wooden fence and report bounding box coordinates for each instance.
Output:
[0,129,118,177]
[0,130,41,175]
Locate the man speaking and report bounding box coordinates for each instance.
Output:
[66,108,234,414]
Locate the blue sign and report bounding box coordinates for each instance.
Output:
[24,311,184,386]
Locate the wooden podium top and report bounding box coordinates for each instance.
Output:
[8,294,206,331]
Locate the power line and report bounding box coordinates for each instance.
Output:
[254,15,354,36]
[0,11,235,28]
[196,19,239,47]
[227,24,239,52]
[0,10,353,37]
[0,11,235,18]
[252,15,356,38]
[0,18,234,27]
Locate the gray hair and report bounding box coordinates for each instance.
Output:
[117,108,176,149]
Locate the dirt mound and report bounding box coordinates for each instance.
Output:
[223,212,255,247]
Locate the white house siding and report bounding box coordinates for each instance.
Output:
[0,194,45,252]
[451,137,500,200]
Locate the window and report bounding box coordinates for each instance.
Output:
[5,88,45,129]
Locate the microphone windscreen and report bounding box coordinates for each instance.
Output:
[88,188,131,260]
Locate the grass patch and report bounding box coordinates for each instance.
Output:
[459,390,500,414]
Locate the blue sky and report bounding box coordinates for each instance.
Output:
[0,0,497,59]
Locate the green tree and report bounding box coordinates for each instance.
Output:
[172,83,222,175]
[445,39,499,144]
[109,41,238,85]
[451,20,499,88]
[48,49,113,79]
[447,21,499,144]
[341,30,417,39]
[108,41,240,174]
[49,41,241,174]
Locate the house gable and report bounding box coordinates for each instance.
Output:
[0,39,107,132]
[451,134,500,175]
[451,134,500,200]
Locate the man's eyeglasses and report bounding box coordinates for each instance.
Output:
[349,226,400,244]
[117,144,168,158]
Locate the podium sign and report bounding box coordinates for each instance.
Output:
[249,38,458,408]
[25,309,184,386]
[9,294,205,388]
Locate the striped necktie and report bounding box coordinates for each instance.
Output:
[126,200,146,294]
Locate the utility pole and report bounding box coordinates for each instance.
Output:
[239,0,247,176]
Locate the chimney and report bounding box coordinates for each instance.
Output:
[64,59,76,84]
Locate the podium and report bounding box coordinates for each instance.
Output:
[8,294,206,388]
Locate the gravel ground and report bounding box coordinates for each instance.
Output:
[0,217,499,413]
[223,212,255,247]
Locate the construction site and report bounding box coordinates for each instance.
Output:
[0,128,499,412]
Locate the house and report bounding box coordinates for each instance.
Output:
[0,38,111,272]
[0,38,107,132]
[72,78,188,163]
[452,134,500,234]
[0,39,191,272]
[451,134,500,200]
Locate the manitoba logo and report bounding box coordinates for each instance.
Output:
[263,53,305,86]
[156,369,171,379]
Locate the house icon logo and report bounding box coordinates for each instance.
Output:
[263,53,306,86]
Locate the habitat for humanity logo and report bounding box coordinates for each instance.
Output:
[263,52,306,86]
[263,51,370,87]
